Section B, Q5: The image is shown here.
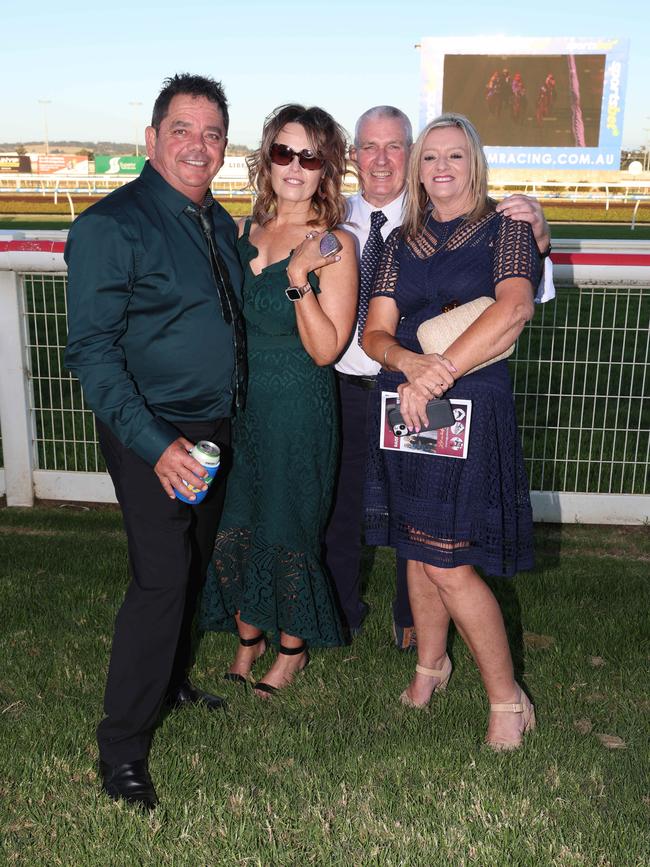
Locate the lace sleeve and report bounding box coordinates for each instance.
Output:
[493,216,542,288]
[370,227,401,298]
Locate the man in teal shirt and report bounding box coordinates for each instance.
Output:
[65,74,244,810]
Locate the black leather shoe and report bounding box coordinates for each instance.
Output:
[349,602,371,639]
[166,680,227,711]
[99,759,158,811]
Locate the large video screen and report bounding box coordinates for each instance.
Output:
[420,37,629,171]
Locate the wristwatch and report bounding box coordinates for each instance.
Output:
[285,283,312,302]
[539,243,552,259]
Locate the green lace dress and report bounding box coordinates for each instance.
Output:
[199,220,344,647]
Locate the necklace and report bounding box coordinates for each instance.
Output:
[428,213,466,256]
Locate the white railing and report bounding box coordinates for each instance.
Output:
[491,179,650,202]
[1,231,649,524]
[3,173,650,201]
[0,173,253,197]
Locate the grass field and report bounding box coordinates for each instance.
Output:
[3,217,650,240]
[1,201,650,239]
[549,223,650,240]
[0,507,648,865]
[0,199,252,229]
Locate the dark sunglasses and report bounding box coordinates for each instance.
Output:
[269,142,324,171]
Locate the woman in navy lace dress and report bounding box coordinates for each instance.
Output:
[362,114,541,750]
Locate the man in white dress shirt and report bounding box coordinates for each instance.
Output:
[325,106,554,646]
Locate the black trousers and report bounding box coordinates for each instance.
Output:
[96,418,230,765]
[325,376,412,631]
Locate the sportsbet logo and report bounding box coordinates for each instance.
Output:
[94,156,146,175]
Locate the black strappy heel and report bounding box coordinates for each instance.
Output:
[253,642,309,696]
[224,632,266,685]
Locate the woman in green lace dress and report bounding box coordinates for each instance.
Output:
[200,105,357,696]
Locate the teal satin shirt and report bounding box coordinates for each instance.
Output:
[65,161,243,466]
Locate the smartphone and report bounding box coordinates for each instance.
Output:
[319,232,343,258]
[388,398,455,437]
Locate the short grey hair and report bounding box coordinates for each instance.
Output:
[354,106,413,148]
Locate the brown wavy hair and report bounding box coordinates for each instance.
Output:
[248,104,347,229]
[402,113,493,238]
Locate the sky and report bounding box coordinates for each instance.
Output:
[2,0,648,151]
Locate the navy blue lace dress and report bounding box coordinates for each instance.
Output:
[200,220,344,647]
[364,210,541,577]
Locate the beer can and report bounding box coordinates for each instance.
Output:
[176,440,221,505]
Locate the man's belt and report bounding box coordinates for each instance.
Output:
[336,371,377,390]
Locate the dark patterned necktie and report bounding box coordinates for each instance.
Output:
[185,197,247,411]
[357,209,387,345]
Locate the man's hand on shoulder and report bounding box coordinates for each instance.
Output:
[496,194,551,255]
[154,437,207,500]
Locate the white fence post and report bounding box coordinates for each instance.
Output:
[0,270,35,505]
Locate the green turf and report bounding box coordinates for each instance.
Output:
[549,222,650,240]
[0,508,648,865]
[0,200,252,230]
[0,214,73,229]
[1,212,650,237]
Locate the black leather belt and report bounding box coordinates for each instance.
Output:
[336,372,377,390]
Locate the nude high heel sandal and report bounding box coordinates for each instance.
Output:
[399,654,452,708]
[486,687,536,751]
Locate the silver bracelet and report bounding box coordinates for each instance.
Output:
[383,343,400,368]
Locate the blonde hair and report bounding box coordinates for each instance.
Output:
[402,113,492,238]
[247,104,347,230]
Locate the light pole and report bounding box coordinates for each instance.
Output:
[38,99,51,155]
[129,101,143,157]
